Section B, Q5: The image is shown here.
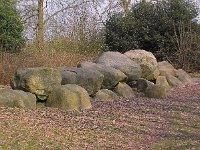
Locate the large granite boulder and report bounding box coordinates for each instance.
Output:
[114,82,135,98]
[145,85,167,99]
[137,78,154,92]
[94,89,118,101]
[59,67,104,96]
[46,84,91,111]
[137,78,168,99]
[78,62,127,89]
[156,76,170,91]
[166,74,184,87]
[124,50,159,80]
[175,69,193,85]
[11,67,62,100]
[0,89,36,109]
[59,70,77,85]
[95,51,141,81]
[158,61,176,76]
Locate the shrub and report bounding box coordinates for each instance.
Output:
[0,0,25,53]
[104,0,199,61]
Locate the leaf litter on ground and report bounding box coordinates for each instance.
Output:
[0,79,200,150]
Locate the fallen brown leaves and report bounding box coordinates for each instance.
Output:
[0,80,200,150]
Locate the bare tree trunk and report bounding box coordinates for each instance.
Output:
[36,0,44,51]
[119,0,131,15]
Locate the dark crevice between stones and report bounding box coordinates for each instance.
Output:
[36,95,47,108]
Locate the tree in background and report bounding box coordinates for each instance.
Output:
[104,0,200,66]
[18,0,105,53]
[19,0,80,51]
[36,0,44,50]
[16,0,138,53]
[0,0,24,52]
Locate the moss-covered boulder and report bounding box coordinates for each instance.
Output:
[95,51,141,81]
[78,61,127,89]
[137,78,154,92]
[0,89,36,109]
[11,67,62,100]
[145,85,167,99]
[95,89,118,101]
[158,61,176,76]
[114,82,135,98]
[46,84,91,111]
[156,76,170,91]
[176,69,193,85]
[166,74,184,87]
[124,50,159,80]
[59,67,104,96]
